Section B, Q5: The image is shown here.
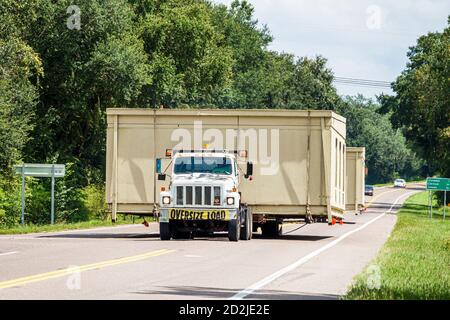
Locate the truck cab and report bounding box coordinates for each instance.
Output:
[157,150,253,241]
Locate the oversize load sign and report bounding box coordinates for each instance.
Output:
[426,178,450,191]
[169,208,229,221]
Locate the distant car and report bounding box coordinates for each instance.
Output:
[365,185,374,196]
[394,179,406,188]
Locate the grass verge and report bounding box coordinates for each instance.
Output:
[0,216,151,235]
[345,191,450,300]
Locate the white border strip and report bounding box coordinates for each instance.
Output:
[230,190,417,300]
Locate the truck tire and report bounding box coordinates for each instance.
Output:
[228,219,240,242]
[247,209,253,240]
[160,222,171,241]
[261,221,282,238]
[240,207,252,240]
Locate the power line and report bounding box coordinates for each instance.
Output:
[333,77,392,89]
[335,77,391,85]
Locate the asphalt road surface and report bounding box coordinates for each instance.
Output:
[0,185,423,300]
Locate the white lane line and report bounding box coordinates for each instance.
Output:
[230,190,417,300]
[0,251,17,257]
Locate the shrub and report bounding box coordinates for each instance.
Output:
[82,184,108,220]
[0,182,22,227]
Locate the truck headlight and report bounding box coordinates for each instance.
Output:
[162,196,171,205]
[226,197,235,205]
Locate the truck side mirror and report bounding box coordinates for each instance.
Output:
[245,162,253,179]
[158,174,166,181]
[156,158,162,174]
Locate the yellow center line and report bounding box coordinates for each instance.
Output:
[366,188,395,209]
[0,249,175,290]
[366,184,421,209]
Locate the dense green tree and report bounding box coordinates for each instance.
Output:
[0,37,42,177]
[12,0,151,184]
[209,1,339,109]
[380,19,449,178]
[338,96,423,184]
[140,0,234,107]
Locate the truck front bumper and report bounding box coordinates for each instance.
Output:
[159,207,238,223]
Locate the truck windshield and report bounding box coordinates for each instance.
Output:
[174,157,232,175]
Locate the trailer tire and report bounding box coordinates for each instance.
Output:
[228,219,240,242]
[261,221,282,238]
[240,207,252,241]
[159,222,171,241]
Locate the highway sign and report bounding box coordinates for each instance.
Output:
[14,164,65,225]
[426,178,450,191]
[14,164,65,178]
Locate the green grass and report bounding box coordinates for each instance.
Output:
[0,216,150,235]
[345,191,450,300]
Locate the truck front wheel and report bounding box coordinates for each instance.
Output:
[228,219,240,242]
[160,222,171,240]
[240,207,252,240]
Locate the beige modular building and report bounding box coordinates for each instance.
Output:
[106,108,347,224]
[345,147,366,212]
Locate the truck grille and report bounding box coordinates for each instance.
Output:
[175,186,221,206]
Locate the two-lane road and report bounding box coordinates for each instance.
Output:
[0,185,423,299]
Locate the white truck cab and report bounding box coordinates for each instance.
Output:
[157,150,253,241]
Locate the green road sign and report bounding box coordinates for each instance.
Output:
[14,164,65,178]
[14,164,65,225]
[426,178,450,191]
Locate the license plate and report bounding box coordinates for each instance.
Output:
[168,208,229,221]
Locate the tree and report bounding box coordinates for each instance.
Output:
[0,37,42,177]
[140,0,234,107]
[12,0,152,184]
[380,18,450,178]
[338,96,423,184]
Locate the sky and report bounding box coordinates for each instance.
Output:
[213,0,449,98]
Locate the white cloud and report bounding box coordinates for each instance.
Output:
[213,0,449,98]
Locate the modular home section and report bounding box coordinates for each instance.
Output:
[106,109,346,223]
[345,147,366,212]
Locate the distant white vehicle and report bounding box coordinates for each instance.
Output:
[394,179,406,188]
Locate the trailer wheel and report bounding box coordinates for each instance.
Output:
[228,219,240,242]
[261,221,282,238]
[240,207,252,241]
[159,222,171,241]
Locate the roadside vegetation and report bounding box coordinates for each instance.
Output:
[345,192,450,300]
